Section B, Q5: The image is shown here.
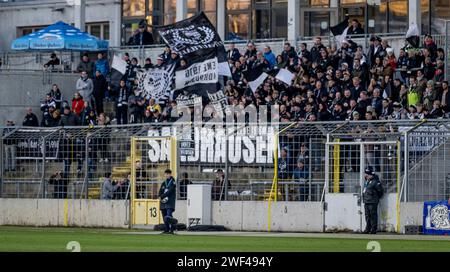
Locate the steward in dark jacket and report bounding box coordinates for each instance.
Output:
[158,169,177,234]
[23,108,39,127]
[362,166,384,234]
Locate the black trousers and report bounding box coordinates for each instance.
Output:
[364,203,379,232]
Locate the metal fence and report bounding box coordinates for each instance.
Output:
[1,120,450,202]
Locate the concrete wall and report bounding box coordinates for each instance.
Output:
[0,198,323,231]
[0,0,120,51]
[399,202,423,233]
[0,198,422,233]
[0,70,79,125]
[212,201,323,232]
[0,198,129,228]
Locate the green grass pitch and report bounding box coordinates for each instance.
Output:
[0,226,449,252]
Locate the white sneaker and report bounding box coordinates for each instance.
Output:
[99,158,104,163]
[104,158,109,163]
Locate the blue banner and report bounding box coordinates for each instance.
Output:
[423,201,450,235]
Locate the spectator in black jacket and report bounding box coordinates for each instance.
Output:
[363,166,384,234]
[23,107,39,127]
[159,169,177,234]
[44,52,60,69]
[3,120,17,171]
[76,53,94,77]
[130,21,154,46]
[49,171,68,199]
[367,36,384,67]
[60,105,80,126]
[116,80,129,125]
[348,19,364,36]
[244,42,257,59]
[179,172,192,200]
[93,70,107,114]
[227,42,241,62]
[281,42,298,66]
[310,37,326,63]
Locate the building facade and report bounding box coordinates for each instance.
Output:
[0,0,449,51]
[0,0,121,51]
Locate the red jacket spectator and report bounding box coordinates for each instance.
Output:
[71,92,84,116]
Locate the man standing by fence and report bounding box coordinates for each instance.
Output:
[362,166,384,234]
[159,169,177,234]
[3,120,17,172]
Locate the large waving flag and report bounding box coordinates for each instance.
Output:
[330,16,350,46]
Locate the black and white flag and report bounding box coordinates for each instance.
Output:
[175,57,219,90]
[330,17,349,46]
[136,64,175,104]
[248,72,268,93]
[157,12,230,76]
[406,23,420,48]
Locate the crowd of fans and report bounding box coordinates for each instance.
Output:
[23,30,448,131]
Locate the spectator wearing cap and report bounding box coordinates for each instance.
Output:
[44,52,60,69]
[155,56,164,68]
[227,42,241,62]
[131,20,154,46]
[367,36,383,66]
[390,101,405,120]
[61,105,80,126]
[76,53,94,77]
[362,166,383,234]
